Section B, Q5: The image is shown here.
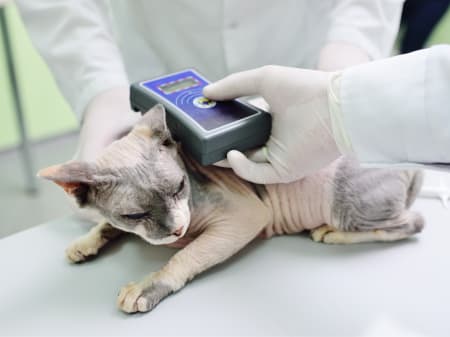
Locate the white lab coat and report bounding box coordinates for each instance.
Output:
[340,45,450,167]
[16,0,403,118]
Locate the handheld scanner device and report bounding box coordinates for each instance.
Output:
[130,69,271,165]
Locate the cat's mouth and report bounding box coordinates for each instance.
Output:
[170,224,187,239]
[141,224,188,245]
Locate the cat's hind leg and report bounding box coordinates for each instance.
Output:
[312,158,425,245]
[311,210,424,244]
[66,221,123,263]
[311,225,335,242]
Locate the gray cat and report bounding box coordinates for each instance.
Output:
[38,104,424,314]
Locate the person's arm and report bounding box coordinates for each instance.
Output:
[16,0,128,117]
[336,45,450,167]
[204,46,450,184]
[16,0,142,161]
[318,0,404,71]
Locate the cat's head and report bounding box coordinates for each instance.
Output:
[38,104,191,245]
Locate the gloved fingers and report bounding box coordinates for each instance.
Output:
[247,96,270,112]
[203,68,264,100]
[227,150,280,184]
[213,159,231,168]
[246,147,269,163]
[213,147,267,168]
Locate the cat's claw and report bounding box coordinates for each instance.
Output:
[117,282,144,313]
[117,279,173,313]
[65,237,100,263]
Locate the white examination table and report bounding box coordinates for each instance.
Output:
[1,198,449,336]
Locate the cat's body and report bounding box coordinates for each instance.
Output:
[187,154,334,239]
[180,152,422,244]
[38,105,424,313]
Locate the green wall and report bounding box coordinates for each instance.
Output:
[0,4,77,151]
[0,4,449,151]
[428,6,450,45]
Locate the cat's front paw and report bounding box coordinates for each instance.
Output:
[65,236,101,263]
[117,279,172,313]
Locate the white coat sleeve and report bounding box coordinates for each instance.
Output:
[338,45,450,169]
[326,0,404,59]
[15,0,129,119]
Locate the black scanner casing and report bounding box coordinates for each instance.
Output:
[130,81,272,166]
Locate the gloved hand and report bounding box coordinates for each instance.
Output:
[73,86,141,162]
[203,65,342,184]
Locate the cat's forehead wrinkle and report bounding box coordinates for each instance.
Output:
[90,124,188,215]
[95,156,184,200]
[94,181,150,215]
[99,183,166,217]
[96,132,152,169]
[91,178,120,206]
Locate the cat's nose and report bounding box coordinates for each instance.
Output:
[172,226,183,237]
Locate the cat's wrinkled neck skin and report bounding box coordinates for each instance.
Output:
[184,156,227,207]
[173,147,211,212]
[172,148,222,237]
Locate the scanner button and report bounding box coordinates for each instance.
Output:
[193,96,216,109]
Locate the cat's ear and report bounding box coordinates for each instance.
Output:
[37,162,96,206]
[148,103,168,134]
[135,104,169,137]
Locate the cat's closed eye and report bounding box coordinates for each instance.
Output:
[121,211,151,220]
[173,176,186,198]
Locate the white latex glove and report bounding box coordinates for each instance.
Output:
[73,86,141,162]
[203,65,342,184]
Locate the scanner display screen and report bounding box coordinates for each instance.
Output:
[159,77,199,94]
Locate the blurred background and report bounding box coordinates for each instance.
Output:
[1,1,450,238]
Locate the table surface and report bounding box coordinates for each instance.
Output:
[1,198,449,336]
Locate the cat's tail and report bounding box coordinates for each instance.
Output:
[405,170,424,209]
